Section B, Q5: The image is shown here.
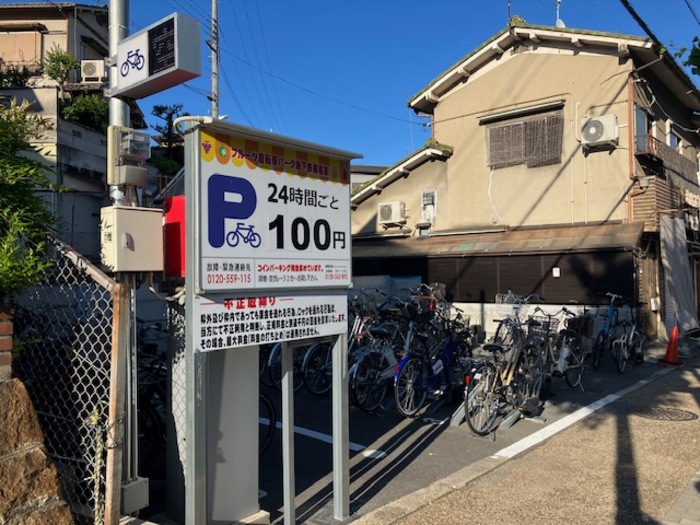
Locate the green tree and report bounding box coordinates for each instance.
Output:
[0,100,55,304]
[43,44,79,100]
[679,37,700,75]
[61,94,109,132]
[151,103,187,161]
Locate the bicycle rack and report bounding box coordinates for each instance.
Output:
[498,408,522,431]
[449,403,465,427]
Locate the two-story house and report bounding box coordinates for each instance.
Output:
[351,18,700,340]
[0,2,146,260]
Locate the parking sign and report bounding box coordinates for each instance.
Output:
[195,123,358,293]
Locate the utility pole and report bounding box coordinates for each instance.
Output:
[108,0,130,207]
[210,0,219,119]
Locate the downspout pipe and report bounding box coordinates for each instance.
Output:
[627,73,648,223]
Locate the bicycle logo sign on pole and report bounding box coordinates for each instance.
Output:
[120,49,145,77]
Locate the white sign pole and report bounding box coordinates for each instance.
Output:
[332,333,350,520]
[184,124,207,525]
[281,341,296,525]
[189,120,360,524]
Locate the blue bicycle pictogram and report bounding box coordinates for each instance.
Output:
[226,222,261,248]
[120,49,145,77]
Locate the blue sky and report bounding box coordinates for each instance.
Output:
[8,1,700,165]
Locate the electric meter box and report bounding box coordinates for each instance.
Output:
[101,206,164,272]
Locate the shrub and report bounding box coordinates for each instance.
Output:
[61,94,109,132]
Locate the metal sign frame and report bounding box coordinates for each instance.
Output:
[184,118,361,524]
[112,12,201,99]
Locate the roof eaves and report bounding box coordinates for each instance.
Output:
[408,21,653,114]
[350,140,453,206]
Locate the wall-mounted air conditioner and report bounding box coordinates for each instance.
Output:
[378,201,407,226]
[581,114,619,148]
[81,59,106,82]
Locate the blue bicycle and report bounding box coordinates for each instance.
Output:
[393,303,474,418]
[591,292,624,370]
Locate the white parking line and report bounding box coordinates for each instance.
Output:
[494,367,675,459]
[260,418,368,452]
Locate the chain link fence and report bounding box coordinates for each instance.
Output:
[12,236,117,524]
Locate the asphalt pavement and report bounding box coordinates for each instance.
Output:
[123,338,700,525]
[351,340,700,525]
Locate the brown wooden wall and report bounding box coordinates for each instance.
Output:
[354,251,636,304]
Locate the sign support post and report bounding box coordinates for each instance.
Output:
[184,118,360,524]
[332,333,350,520]
[281,341,296,525]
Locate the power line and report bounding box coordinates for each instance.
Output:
[219,66,255,126]
[683,0,700,26]
[253,0,288,134]
[227,0,278,131]
[240,0,283,132]
[219,47,419,125]
[618,0,665,50]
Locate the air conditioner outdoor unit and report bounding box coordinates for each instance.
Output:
[581,114,619,148]
[81,59,106,82]
[378,201,407,226]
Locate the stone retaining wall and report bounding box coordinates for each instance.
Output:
[0,379,74,524]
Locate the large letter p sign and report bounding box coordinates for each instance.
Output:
[208,174,257,248]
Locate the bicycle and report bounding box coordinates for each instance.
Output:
[591,292,624,370]
[259,343,275,387]
[464,300,548,435]
[267,341,308,392]
[531,306,590,390]
[393,284,475,417]
[346,294,416,411]
[301,288,388,396]
[258,390,276,455]
[610,302,646,374]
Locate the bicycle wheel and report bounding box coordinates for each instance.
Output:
[564,340,584,389]
[302,342,332,396]
[616,341,631,374]
[259,391,276,455]
[259,343,275,387]
[269,344,305,392]
[465,361,500,436]
[592,331,606,370]
[521,344,546,404]
[630,330,644,364]
[394,356,428,417]
[350,351,388,412]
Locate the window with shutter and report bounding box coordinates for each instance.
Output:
[487,113,564,170]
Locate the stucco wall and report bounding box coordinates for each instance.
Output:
[352,160,448,235]
[430,48,634,231]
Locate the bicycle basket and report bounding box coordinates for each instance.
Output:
[495,290,525,317]
[527,315,559,339]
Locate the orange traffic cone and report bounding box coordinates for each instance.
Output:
[659,325,682,366]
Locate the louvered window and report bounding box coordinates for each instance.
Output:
[488,114,564,169]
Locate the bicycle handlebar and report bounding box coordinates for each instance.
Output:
[533,305,578,319]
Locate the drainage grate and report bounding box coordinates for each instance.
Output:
[619,403,698,422]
